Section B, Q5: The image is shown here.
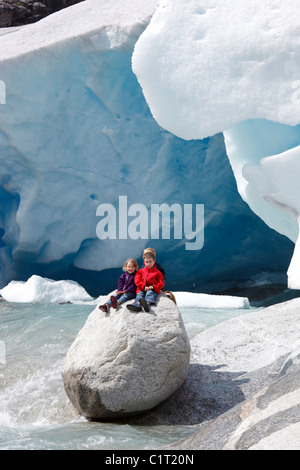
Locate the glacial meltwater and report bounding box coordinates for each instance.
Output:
[0,300,256,450]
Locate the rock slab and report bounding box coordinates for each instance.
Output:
[62,293,190,420]
[163,297,300,450]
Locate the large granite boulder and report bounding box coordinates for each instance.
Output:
[62,293,190,420]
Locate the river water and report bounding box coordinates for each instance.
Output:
[0,300,255,450]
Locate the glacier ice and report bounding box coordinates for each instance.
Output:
[174,292,250,310]
[225,124,300,289]
[132,0,300,290]
[0,276,250,307]
[0,0,294,296]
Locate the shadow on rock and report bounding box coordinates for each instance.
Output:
[123,363,248,426]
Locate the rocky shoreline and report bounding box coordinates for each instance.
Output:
[62,291,300,449]
[165,298,300,450]
[122,297,300,450]
[0,0,84,27]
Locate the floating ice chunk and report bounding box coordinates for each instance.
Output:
[174,291,250,309]
[0,275,93,303]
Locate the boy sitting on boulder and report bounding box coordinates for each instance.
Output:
[127,251,164,313]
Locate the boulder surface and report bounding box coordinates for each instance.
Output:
[62,293,190,420]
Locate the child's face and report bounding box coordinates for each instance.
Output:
[144,257,155,269]
[126,262,136,273]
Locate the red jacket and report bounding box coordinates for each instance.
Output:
[135,265,165,294]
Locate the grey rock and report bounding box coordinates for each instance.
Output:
[125,297,300,427]
[0,3,13,27]
[62,293,191,420]
[163,298,300,450]
[167,350,300,450]
[0,0,84,27]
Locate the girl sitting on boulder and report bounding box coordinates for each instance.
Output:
[98,258,138,313]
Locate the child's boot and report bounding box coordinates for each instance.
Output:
[139,297,150,312]
[110,296,118,309]
[99,304,108,313]
[127,304,142,312]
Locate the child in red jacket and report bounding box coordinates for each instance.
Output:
[127,251,164,312]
